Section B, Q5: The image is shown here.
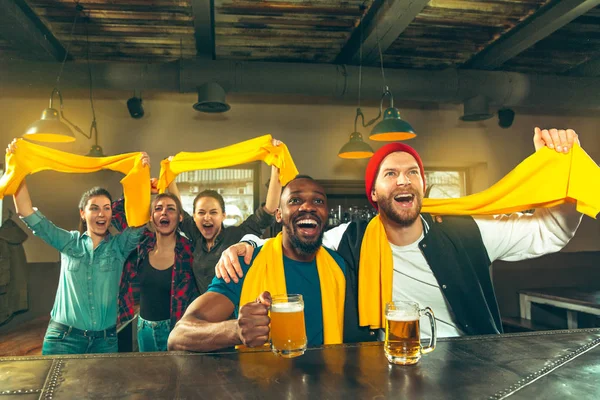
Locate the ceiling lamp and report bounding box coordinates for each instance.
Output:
[368,24,416,141]
[23,5,84,143]
[460,95,493,122]
[345,15,416,144]
[22,4,104,157]
[339,109,374,159]
[338,8,373,160]
[193,82,230,113]
[87,144,104,157]
[23,89,77,143]
[369,87,416,141]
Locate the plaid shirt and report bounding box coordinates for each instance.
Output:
[112,199,199,327]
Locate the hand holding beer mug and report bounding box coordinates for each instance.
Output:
[270,294,307,358]
[385,301,437,365]
[237,292,271,348]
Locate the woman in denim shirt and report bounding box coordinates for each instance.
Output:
[8,141,147,355]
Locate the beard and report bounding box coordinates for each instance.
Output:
[376,190,423,227]
[283,219,325,256]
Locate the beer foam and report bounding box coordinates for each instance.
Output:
[271,302,304,313]
[386,311,418,322]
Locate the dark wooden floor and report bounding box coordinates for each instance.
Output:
[0,316,48,356]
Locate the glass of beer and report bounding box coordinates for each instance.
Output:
[384,301,437,365]
[270,294,307,358]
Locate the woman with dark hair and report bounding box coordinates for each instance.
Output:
[170,139,284,294]
[7,140,148,355]
[113,188,199,352]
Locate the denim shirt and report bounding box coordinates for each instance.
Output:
[21,210,143,331]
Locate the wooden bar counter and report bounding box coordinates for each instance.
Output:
[1,328,599,399]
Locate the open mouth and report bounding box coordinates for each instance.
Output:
[393,193,415,208]
[159,217,170,227]
[200,223,217,238]
[294,217,321,236]
[96,220,107,227]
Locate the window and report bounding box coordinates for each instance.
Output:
[174,163,260,227]
[424,169,467,199]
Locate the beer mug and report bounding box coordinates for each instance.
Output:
[384,301,437,365]
[270,294,307,358]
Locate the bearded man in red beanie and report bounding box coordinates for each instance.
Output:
[214,128,583,342]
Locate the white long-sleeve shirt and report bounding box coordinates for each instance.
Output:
[244,203,582,337]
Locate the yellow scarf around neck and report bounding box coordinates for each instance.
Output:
[157,135,299,192]
[359,143,599,329]
[239,233,346,345]
[0,139,150,227]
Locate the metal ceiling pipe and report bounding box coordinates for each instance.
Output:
[1,58,600,110]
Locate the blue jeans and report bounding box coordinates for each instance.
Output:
[137,316,171,352]
[42,321,118,355]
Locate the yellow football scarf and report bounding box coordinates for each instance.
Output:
[157,135,299,192]
[359,144,599,329]
[239,233,346,345]
[422,143,599,217]
[0,139,150,227]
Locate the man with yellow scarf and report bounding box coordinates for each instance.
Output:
[215,128,586,342]
[167,176,346,351]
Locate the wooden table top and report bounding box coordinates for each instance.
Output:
[1,329,600,399]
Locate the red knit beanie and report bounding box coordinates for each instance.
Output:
[365,143,425,209]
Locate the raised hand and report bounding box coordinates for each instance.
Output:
[6,138,19,155]
[533,127,579,153]
[150,178,159,195]
[140,152,150,167]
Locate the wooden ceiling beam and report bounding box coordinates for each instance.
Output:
[468,0,600,69]
[190,0,214,59]
[566,55,600,77]
[336,0,429,64]
[0,0,64,61]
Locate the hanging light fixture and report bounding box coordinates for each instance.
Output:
[369,86,416,141]
[338,7,373,159]
[23,6,84,143]
[338,109,374,159]
[23,5,104,157]
[23,88,77,142]
[82,13,104,157]
[368,27,416,141]
[340,8,416,151]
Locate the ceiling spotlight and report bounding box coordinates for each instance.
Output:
[498,108,515,128]
[127,96,144,119]
[193,82,230,113]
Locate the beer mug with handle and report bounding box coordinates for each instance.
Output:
[270,294,307,358]
[384,301,437,365]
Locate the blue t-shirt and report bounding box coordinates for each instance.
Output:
[208,246,346,346]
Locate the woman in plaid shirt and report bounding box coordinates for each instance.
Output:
[114,187,199,352]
